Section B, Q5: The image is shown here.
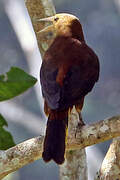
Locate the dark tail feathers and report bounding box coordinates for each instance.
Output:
[42,110,68,164]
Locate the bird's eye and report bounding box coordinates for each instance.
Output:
[54,17,59,22]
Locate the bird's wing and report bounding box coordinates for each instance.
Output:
[40,37,99,110]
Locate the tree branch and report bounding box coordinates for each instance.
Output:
[60,107,88,180]
[95,137,120,180]
[67,115,120,150]
[25,0,56,56]
[59,149,88,180]
[0,136,44,179]
[0,115,120,179]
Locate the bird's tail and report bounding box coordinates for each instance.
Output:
[42,109,68,164]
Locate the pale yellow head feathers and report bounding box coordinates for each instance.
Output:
[36,13,80,38]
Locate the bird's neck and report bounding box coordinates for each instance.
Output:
[70,19,85,42]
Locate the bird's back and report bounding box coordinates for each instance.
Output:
[40,36,99,110]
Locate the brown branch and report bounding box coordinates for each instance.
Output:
[0,115,120,179]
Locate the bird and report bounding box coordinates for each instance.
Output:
[36,13,100,164]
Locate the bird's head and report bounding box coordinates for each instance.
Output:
[36,13,85,42]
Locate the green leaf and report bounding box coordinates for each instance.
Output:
[0,67,37,101]
[0,114,15,150]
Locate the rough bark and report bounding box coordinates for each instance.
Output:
[59,107,88,180]
[0,116,120,179]
[0,136,44,179]
[25,0,56,56]
[59,149,87,180]
[95,137,120,180]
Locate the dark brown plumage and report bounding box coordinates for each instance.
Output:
[38,13,99,164]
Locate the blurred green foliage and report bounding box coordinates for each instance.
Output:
[0,67,37,150]
[0,67,37,101]
[0,114,15,150]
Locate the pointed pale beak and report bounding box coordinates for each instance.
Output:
[36,16,54,23]
[34,16,56,40]
[35,16,54,34]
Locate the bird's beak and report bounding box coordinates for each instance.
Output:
[36,16,54,23]
[35,16,55,39]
